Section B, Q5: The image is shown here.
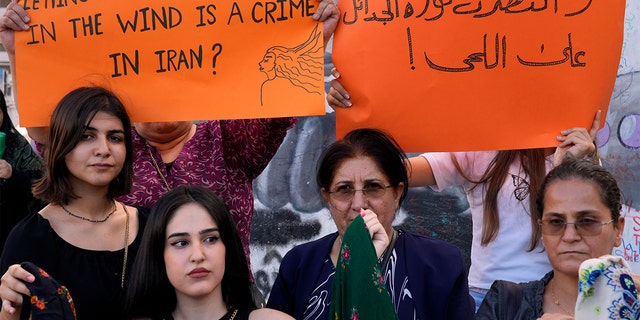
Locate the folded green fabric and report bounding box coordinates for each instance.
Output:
[329,215,398,320]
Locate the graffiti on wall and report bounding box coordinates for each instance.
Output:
[605,71,640,272]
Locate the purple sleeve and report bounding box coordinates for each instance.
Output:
[218,117,297,180]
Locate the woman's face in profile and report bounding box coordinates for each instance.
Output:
[259,52,276,79]
[541,178,624,277]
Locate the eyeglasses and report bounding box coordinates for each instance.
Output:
[538,218,615,236]
[326,184,392,202]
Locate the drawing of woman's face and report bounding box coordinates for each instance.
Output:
[259,51,276,80]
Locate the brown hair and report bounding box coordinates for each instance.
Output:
[536,156,621,224]
[454,149,546,250]
[125,186,255,318]
[32,86,133,204]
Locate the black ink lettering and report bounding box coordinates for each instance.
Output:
[196,4,217,27]
[252,3,265,23]
[22,0,88,10]
[483,33,499,69]
[501,35,507,68]
[290,0,306,18]
[116,7,182,33]
[415,0,447,21]
[453,1,482,15]
[517,33,585,67]
[407,27,415,70]
[116,10,139,33]
[424,51,474,72]
[403,3,414,18]
[566,33,586,67]
[473,1,500,18]
[109,51,139,77]
[342,0,363,25]
[252,0,310,24]
[276,0,289,21]
[253,2,278,23]
[228,2,245,24]
[363,0,395,25]
[211,43,222,75]
[27,22,56,45]
[22,0,39,10]
[305,0,316,16]
[155,45,204,73]
[139,7,152,31]
[564,0,592,16]
[68,13,103,38]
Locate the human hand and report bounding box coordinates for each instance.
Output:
[327,68,352,109]
[537,313,575,320]
[554,109,600,166]
[313,0,339,46]
[0,160,12,179]
[0,1,31,55]
[0,264,34,316]
[360,208,390,259]
[631,273,640,290]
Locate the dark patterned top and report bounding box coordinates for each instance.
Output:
[269,230,475,319]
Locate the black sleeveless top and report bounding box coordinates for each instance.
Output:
[163,307,253,320]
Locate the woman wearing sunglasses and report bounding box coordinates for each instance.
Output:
[476,157,635,319]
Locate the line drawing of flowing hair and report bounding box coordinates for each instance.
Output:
[259,23,324,106]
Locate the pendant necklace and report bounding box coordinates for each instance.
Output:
[61,200,116,223]
[551,280,574,316]
[145,143,172,191]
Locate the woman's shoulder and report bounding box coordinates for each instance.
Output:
[283,233,337,258]
[398,229,464,258]
[278,233,337,272]
[1,213,57,269]
[7,212,52,239]
[134,206,150,220]
[519,271,551,296]
[396,231,468,280]
[247,308,293,320]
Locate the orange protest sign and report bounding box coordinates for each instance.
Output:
[16,0,325,127]
[332,1,625,152]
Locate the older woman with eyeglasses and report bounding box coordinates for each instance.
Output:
[267,128,475,320]
[476,157,635,319]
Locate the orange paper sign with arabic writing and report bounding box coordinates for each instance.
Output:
[16,0,325,127]
[333,1,625,152]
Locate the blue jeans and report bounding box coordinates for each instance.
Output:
[469,288,488,312]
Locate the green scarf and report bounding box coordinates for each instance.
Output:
[329,215,399,320]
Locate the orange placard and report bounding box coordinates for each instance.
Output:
[16,0,326,126]
[333,1,625,152]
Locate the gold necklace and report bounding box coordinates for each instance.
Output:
[169,308,237,320]
[551,280,574,316]
[61,200,116,223]
[144,143,172,191]
[228,308,238,320]
[121,204,130,288]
